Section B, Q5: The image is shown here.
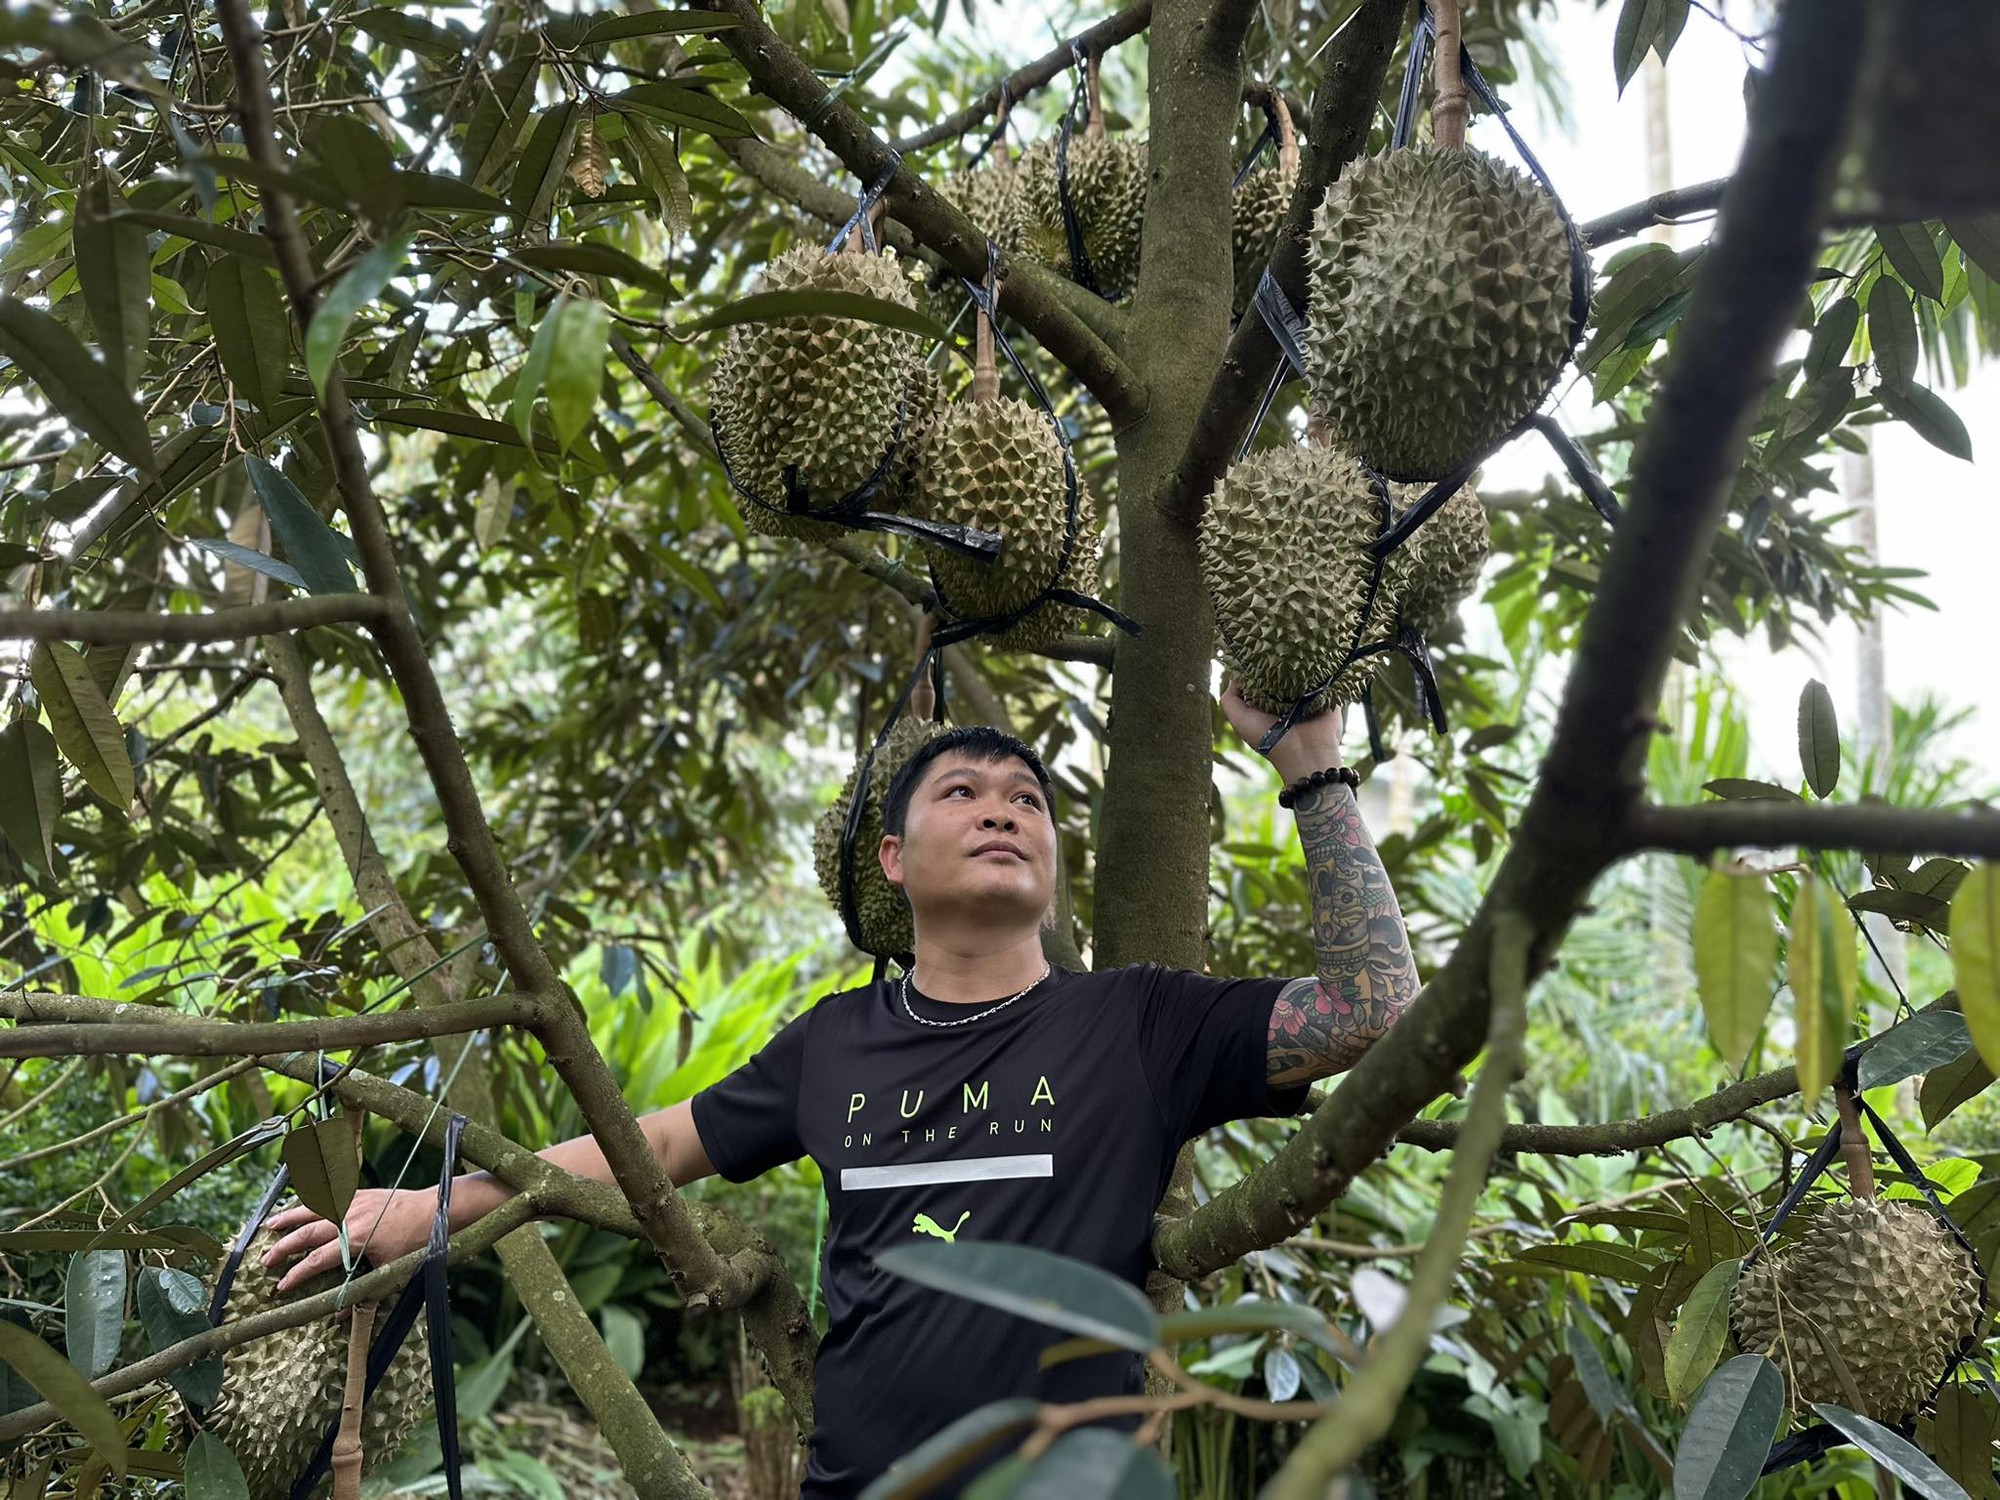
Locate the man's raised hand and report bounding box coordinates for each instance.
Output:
[261,1186,438,1295]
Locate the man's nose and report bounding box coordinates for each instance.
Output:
[982,809,1017,829]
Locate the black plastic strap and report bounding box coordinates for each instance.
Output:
[1252,269,1311,379]
[1361,686,1391,763]
[207,1164,295,1331]
[1232,108,1278,191]
[825,158,900,256]
[962,81,1013,172]
[1392,6,1434,150]
[1054,42,1099,296]
[1526,414,1622,523]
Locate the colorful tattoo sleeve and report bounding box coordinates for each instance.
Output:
[1266,782,1420,1087]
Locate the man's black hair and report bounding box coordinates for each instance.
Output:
[880,725,1055,838]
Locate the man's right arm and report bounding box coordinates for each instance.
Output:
[448,1099,720,1227]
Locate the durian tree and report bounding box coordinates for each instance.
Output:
[4,0,2000,1493]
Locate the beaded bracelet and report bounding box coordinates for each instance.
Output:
[1277,765,1360,809]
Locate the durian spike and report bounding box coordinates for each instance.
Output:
[1835,1086,1877,1198]
[1085,50,1106,141]
[331,1300,377,1500]
[911,609,937,721]
[1431,0,1469,149]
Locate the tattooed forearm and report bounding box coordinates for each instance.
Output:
[1267,782,1419,1086]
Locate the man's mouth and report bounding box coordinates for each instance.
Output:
[971,842,1026,860]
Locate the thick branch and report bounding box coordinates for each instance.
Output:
[0,599,391,645]
[891,4,1153,153]
[0,991,545,1059]
[697,0,1144,424]
[1582,177,1730,246]
[1624,801,2000,860]
[1156,0,1407,528]
[1154,0,1871,1279]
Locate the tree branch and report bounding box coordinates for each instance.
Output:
[1153,0,1872,1280]
[891,4,1154,153]
[0,991,545,1059]
[0,599,392,644]
[1155,0,1408,529]
[696,0,1145,424]
[1623,800,2000,859]
[1582,177,1730,246]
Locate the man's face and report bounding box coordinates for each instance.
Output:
[879,751,1058,929]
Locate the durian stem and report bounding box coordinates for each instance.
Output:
[911,610,937,720]
[1085,49,1106,140]
[1304,407,1330,446]
[1834,1086,1876,1198]
[1272,89,1298,178]
[330,1299,378,1500]
[1431,0,1470,150]
[973,294,1001,403]
[993,88,1013,166]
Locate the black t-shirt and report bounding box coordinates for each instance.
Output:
[688,961,1312,1497]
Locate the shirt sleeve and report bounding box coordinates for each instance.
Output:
[688,1007,814,1182]
[1132,963,1314,1142]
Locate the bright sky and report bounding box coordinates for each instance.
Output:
[951,0,1997,790]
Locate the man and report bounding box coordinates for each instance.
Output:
[260,686,1419,1496]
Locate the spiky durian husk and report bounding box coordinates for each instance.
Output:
[710,247,926,538]
[940,161,1026,254]
[910,398,1101,651]
[1397,482,1488,637]
[885,362,952,512]
[813,716,950,956]
[1198,445,1418,716]
[1231,161,1297,310]
[1305,144,1580,481]
[1729,1199,1987,1423]
[1018,135,1148,301]
[197,1221,432,1500]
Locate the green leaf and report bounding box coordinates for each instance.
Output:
[1797,678,1839,797]
[873,1241,1160,1353]
[509,103,579,226]
[683,288,951,345]
[1945,216,2000,282]
[859,1397,1040,1500]
[1004,1428,1174,1498]
[580,10,744,43]
[1666,1258,1741,1404]
[1877,222,1946,302]
[1568,1324,1640,1425]
[206,257,290,413]
[598,1305,644,1380]
[1514,1243,1658,1283]
[243,455,358,595]
[1845,888,1951,929]
[1812,1404,1969,1499]
[105,1117,290,1233]
[1804,296,1859,383]
[545,296,610,454]
[374,404,564,455]
[63,1251,125,1381]
[1953,864,2000,1072]
[511,295,565,455]
[1926,1386,2000,1500]
[1613,0,1690,92]
[1693,871,1777,1070]
[1919,1032,1994,1130]
[462,54,541,188]
[511,241,675,296]
[183,1432,250,1500]
[280,1117,361,1227]
[1867,276,1919,391]
[1674,1355,1783,1500]
[1880,1157,1979,1204]
[29,641,133,812]
[0,298,155,471]
[187,538,307,592]
[1858,1011,1974,1090]
[613,82,755,139]
[114,209,275,264]
[135,1266,221,1410]
[0,1318,128,1476]
[396,171,510,216]
[75,173,149,383]
[0,718,61,877]
[1701,778,1803,802]
[619,114,694,239]
[1878,383,1974,461]
[1789,874,1857,1104]
[304,232,412,401]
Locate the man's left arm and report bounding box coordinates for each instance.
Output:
[1220,683,1420,1089]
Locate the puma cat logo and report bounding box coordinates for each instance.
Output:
[911,1210,971,1243]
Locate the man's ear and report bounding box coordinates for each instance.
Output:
[879,833,904,887]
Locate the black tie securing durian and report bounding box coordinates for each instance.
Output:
[1199,444,1434,716]
[1231,89,1299,312]
[1730,1197,1986,1424]
[194,1218,433,1500]
[1302,12,1581,482]
[1018,51,1146,302]
[905,288,1102,652]
[709,243,927,538]
[1398,484,1490,638]
[939,95,1026,258]
[814,714,950,957]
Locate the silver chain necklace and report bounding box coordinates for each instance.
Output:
[900,963,1051,1028]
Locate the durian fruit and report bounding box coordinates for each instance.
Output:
[814,716,950,956]
[939,159,1025,255]
[1304,144,1581,482]
[1397,482,1489,637]
[1199,445,1421,716]
[196,1219,432,1500]
[1729,1198,1987,1423]
[885,362,952,512]
[1231,94,1299,312]
[710,246,926,537]
[1017,133,1148,302]
[909,396,1101,651]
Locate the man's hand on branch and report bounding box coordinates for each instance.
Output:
[262,1187,439,1295]
[1220,679,1344,786]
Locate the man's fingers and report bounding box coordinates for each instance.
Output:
[274,1237,341,1295]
